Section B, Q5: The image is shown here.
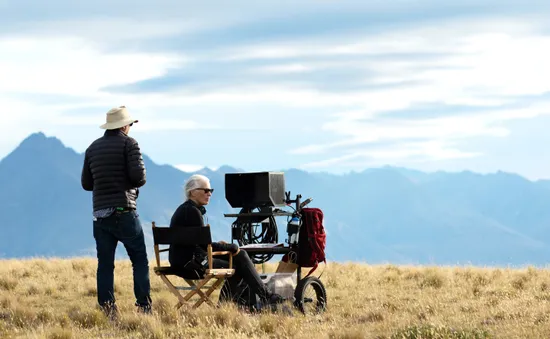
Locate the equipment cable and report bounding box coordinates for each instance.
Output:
[231,206,278,264]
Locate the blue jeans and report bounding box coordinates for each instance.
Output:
[93,210,151,309]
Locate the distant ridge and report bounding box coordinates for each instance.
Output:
[1,132,550,267]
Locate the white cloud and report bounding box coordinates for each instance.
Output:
[278,19,550,165]
[300,140,482,170]
[0,36,184,95]
[409,33,550,97]
[292,113,513,155]
[52,114,213,131]
[0,34,208,143]
[134,119,213,132]
[291,101,550,167]
[1,9,549,177]
[255,63,312,74]
[23,18,206,43]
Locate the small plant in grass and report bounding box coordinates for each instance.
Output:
[47,327,73,339]
[391,324,492,339]
[0,277,18,291]
[419,271,444,289]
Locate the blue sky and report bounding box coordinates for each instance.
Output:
[1,0,550,179]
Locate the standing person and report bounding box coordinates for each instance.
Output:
[81,106,152,318]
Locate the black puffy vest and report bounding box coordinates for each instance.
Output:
[81,129,147,211]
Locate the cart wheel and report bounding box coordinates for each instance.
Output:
[294,276,327,314]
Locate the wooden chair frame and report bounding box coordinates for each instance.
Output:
[152,222,235,309]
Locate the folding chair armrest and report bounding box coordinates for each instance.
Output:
[208,247,233,270]
[211,251,232,256]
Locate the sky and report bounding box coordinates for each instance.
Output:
[1,0,550,180]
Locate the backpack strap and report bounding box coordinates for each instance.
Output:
[303,258,326,279]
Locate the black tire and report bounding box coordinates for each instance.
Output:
[294,276,327,314]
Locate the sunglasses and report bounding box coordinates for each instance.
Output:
[195,188,214,194]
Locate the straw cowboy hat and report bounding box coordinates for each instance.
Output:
[100,106,139,130]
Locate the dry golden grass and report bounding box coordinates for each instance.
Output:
[2,258,550,338]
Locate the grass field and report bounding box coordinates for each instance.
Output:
[1,258,550,338]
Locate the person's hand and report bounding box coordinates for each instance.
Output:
[229,243,240,255]
[218,240,227,244]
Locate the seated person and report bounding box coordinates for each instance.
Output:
[168,174,283,305]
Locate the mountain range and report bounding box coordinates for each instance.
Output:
[1,132,549,267]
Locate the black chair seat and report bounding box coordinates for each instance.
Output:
[154,266,205,280]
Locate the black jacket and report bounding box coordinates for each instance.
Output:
[169,200,235,269]
[81,129,146,211]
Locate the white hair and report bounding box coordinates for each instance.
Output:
[184,174,210,199]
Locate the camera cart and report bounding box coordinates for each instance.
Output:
[221,172,327,315]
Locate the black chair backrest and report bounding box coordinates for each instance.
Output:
[153,226,212,246]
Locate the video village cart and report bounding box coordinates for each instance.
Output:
[222,171,327,314]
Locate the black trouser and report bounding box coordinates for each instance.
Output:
[93,210,152,310]
[212,251,269,300]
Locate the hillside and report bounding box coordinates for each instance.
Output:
[1,132,550,266]
[2,258,550,338]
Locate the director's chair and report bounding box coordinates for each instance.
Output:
[151,222,235,309]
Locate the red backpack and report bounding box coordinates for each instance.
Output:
[297,207,326,277]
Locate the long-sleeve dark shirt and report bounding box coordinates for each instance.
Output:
[81,129,146,212]
[168,200,233,269]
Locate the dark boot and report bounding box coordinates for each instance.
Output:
[267,293,285,304]
[100,302,118,321]
[136,303,152,315]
